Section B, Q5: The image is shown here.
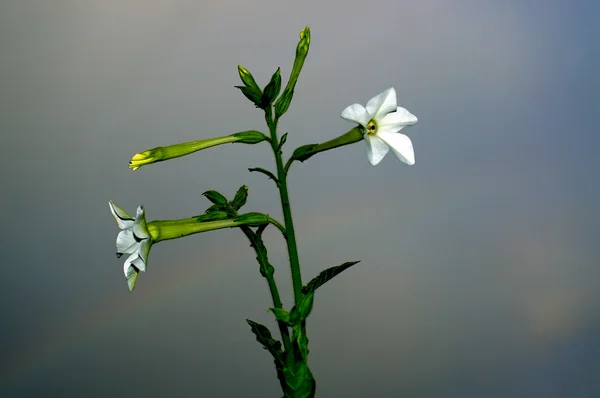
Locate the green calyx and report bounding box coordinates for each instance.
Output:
[291,126,364,163]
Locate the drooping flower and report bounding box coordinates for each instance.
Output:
[341,87,418,166]
[109,201,152,291]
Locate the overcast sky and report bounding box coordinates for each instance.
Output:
[1,0,599,397]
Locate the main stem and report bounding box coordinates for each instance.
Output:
[267,110,303,304]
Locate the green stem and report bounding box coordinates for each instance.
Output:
[267,217,286,236]
[266,109,303,304]
[239,226,292,353]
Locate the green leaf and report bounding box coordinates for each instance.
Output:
[240,226,274,278]
[269,308,291,324]
[202,190,229,206]
[230,185,248,211]
[248,167,279,185]
[246,319,283,362]
[195,211,229,222]
[261,68,282,107]
[302,261,361,294]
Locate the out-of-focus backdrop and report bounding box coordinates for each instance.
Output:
[1,0,598,397]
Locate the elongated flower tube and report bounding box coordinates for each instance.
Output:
[146,212,270,243]
[341,87,418,165]
[110,201,272,291]
[290,126,364,163]
[129,131,268,171]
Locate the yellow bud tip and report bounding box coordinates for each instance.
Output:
[131,153,148,161]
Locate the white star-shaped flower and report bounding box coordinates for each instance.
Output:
[109,201,152,291]
[341,87,418,165]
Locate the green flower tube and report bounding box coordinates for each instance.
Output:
[129,131,268,171]
[147,212,270,243]
[289,126,364,165]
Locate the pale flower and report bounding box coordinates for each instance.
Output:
[341,87,418,166]
[109,201,152,291]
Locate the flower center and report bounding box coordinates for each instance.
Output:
[366,120,377,135]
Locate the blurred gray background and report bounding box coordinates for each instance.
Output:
[1,0,598,397]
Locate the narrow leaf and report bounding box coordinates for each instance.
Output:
[302,261,361,294]
[246,319,283,361]
[248,167,279,185]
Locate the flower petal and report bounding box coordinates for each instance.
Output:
[123,253,139,277]
[137,239,152,267]
[366,88,397,121]
[378,107,418,132]
[341,103,371,126]
[116,229,138,255]
[109,201,134,229]
[364,134,389,166]
[377,131,415,165]
[130,254,147,273]
[132,206,151,239]
[125,263,139,291]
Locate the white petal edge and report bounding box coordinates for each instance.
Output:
[341,103,370,126]
[377,131,415,165]
[364,135,389,166]
[366,88,397,121]
[130,254,147,273]
[137,239,152,267]
[109,201,134,229]
[378,107,418,129]
[125,266,139,291]
[123,253,139,278]
[132,207,151,239]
